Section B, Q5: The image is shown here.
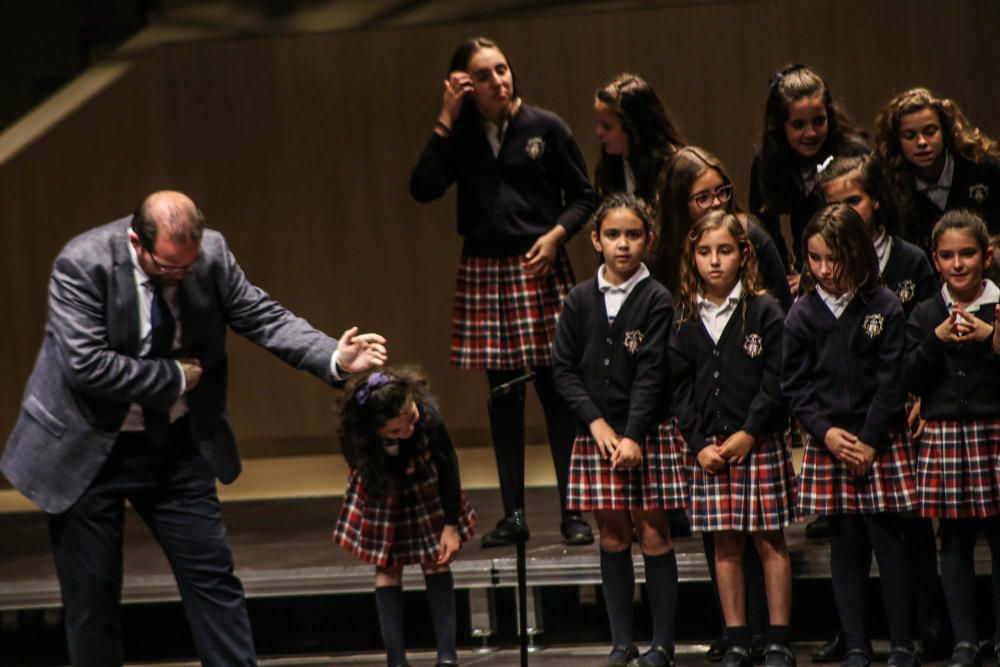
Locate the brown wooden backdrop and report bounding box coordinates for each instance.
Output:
[2,0,999,471]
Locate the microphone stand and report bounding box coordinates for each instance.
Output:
[488,372,535,667]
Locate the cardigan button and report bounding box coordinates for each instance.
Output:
[606,337,613,344]
[603,359,610,366]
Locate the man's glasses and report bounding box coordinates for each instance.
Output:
[688,184,734,209]
[142,246,197,276]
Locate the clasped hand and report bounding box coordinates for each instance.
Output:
[824,427,876,477]
[588,418,641,469]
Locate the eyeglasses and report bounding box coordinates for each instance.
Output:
[688,184,734,210]
[142,246,197,276]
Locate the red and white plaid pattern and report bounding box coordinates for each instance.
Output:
[689,432,798,532]
[797,431,917,515]
[333,464,476,567]
[917,419,1000,519]
[450,249,574,370]
[567,418,688,511]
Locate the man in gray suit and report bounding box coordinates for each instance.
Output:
[2,190,387,666]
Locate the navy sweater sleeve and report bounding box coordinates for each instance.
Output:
[623,291,674,443]
[904,297,947,398]
[858,300,907,448]
[410,132,457,203]
[669,320,707,455]
[742,298,786,437]
[425,410,462,525]
[552,283,604,428]
[781,301,834,443]
[549,120,599,239]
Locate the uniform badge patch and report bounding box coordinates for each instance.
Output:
[969,183,989,205]
[624,330,643,354]
[894,279,915,304]
[862,313,884,338]
[525,137,545,160]
[743,333,763,358]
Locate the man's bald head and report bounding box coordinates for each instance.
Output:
[130,190,206,250]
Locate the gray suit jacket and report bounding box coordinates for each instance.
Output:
[2,217,339,513]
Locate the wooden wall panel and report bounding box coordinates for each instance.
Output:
[2,0,998,467]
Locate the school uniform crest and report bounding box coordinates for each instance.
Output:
[969,183,989,205]
[525,137,545,160]
[623,329,644,354]
[894,280,916,304]
[862,313,885,338]
[743,333,764,358]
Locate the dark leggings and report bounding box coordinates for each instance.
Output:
[939,516,1000,645]
[828,513,914,653]
[486,366,575,517]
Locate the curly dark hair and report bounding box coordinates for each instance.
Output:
[757,64,866,215]
[799,203,880,298]
[875,87,1000,228]
[593,72,686,204]
[338,366,437,498]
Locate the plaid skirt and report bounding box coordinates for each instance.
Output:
[689,432,798,532]
[333,465,477,567]
[917,418,1000,519]
[797,431,917,515]
[450,249,574,370]
[567,419,688,511]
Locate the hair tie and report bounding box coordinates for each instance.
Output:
[816,155,835,174]
[354,372,390,406]
[768,71,785,89]
[769,63,807,90]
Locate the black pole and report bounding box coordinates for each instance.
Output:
[487,373,535,666]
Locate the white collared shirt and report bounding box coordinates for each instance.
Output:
[941,278,1000,311]
[597,262,650,324]
[484,120,506,157]
[873,227,893,275]
[623,160,636,195]
[817,285,855,319]
[916,151,955,211]
[122,238,187,431]
[697,282,743,344]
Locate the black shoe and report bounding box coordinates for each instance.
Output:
[481,516,530,547]
[750,633,767,661]
[561,515,595,545]
[841,648,871,667]
[811,630,845,663]
[607,645,640,667]
[721,645,752,667]
[886,645,920,667]
[628,644,675,667]
[945,641,981,667]
[706,635,727,662]
[804,515,830,540]
[764,643,797,667]
[435,662,459,667]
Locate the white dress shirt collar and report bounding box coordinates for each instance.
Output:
[697,282,743,344]
[816,285,855,319]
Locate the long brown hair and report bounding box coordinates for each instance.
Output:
[875,87,999,224]
[593,73,686,203]
[676,210,763,323]
[653,146,735,293]
[798,204,880,298]
[757,64,866,214]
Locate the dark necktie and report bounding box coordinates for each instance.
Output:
[144,281,176,443]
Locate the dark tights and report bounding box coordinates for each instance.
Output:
[486,366,575,517]
[828,513,914,653]
[939,516,1000,645]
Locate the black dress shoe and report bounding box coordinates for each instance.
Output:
[561,515,594,545]
[750,633,767,661]
[706,634,727,662]
[628,644,675,667]
[886,644,920,667]
[804,515,830,540]
[810,630,845,663]
[841,648,871,667]
[721,645,753,667]
[764,643,797,667]
[945,641,981,667]
[481,516,530,547]
[435,662,459,667]
[607,644,640,667]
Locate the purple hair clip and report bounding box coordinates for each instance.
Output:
[354,372,390,406]
[768,71,785,89]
